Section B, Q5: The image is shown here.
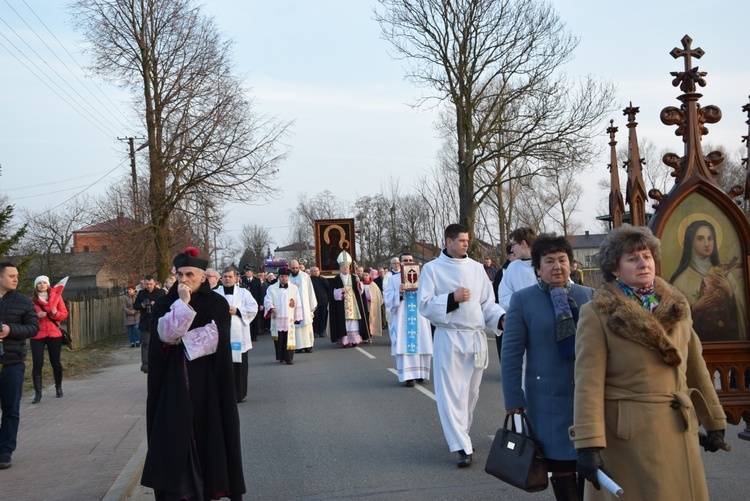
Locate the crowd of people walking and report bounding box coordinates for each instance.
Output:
[0,219,734,501]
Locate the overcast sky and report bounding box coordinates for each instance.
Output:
[1,0,749,256]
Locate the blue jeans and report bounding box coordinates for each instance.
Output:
[127,325,140,345]
[0,362,26,458]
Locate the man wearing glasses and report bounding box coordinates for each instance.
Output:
[497,227,537,311]
[495,227,537,364]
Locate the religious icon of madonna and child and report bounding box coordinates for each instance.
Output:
[669,219,747,342]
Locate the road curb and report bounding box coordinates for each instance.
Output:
[103,438,147,501]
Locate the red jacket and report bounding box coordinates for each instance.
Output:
[30,293,68,340]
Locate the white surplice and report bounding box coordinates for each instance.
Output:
[496,259,536,310]
[264,283,303,346]
[418,251,504,455]
[289,271,318,350]
[214,284,258,362]
[384,271,433,382]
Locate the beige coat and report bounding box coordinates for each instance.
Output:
[570,278,726,501]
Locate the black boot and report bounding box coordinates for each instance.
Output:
[55,385,63,398]
[32,375,42,404]
[550,474,580,501]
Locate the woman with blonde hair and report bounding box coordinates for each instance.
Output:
[29,275,68,403]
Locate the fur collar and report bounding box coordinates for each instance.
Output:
[593,277,689,366]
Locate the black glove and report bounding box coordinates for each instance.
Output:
[577,447,607,490]
[699,430,731,452]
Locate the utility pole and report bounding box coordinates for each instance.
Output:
[118,136,147,220]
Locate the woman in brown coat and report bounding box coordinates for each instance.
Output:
[570,225,729,500]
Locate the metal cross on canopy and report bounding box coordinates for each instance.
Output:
[670,35,707,93]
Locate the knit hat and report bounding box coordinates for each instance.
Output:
[34,275,50,288]
[173,247,208,270]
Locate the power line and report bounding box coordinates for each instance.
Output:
[0,14,120,138]
[13,0,134,131]
[0,36,117,139]
[3,168,115,191]
[34,159,127,216]
[10,183,94,200]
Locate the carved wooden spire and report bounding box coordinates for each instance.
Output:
[607,120,625,228]
[623,103,648,226]
[659,35,724,186]
[742,95,750,207]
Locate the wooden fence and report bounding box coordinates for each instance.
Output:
[66,295,125,349]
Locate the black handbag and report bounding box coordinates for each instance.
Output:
[38,302,72,348]
[59,327,72,347]
[485,411,548,492]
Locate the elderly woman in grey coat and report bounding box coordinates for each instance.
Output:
[570,225,728,500]
[502,234,594,500]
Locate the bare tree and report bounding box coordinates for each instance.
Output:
[541,166,583,236]
[20,198,91,257]
[616,138,673,202]
[238,224,272,270]
[72,0,289,279]
[376,0,615,255]
[414,141,461,247]
[287,190,346,245]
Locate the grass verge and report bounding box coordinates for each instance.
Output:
[21,333,129,393]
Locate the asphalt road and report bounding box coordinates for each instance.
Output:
[130,330,749,500]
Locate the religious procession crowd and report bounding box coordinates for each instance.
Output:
[0,221,732,500]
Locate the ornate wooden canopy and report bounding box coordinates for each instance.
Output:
[644,35,750,439]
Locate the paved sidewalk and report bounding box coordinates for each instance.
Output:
[0,344,148,501]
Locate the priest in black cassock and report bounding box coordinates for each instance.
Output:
[141,247,245,500]
[328,251,370,347]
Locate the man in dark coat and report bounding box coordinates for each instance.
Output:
[328,253,370,346]
[240,264,264,341]
[141,248,245,500]
[0,262,40,470]
[134,275,166,373]
[309,266,330,338]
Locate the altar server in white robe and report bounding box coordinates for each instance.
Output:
[215,267,258,402]
[384,253,433,387]
[418,224,504,469]
[264,267,302,365]
[289,260,318,353]
[497,227,537,310]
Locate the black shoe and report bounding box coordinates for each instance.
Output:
[285,360,294,365]
[130,343,135,348]
[457,450,472,468]
[136,342,140,347]
[417,378,425,383]
[56,386,63,398]
[295,349,303,353]
[405,380,415,387]
[32,391,42,404]
[251,337,258,342]
[304,348,313,353]
[0,457,11,470]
